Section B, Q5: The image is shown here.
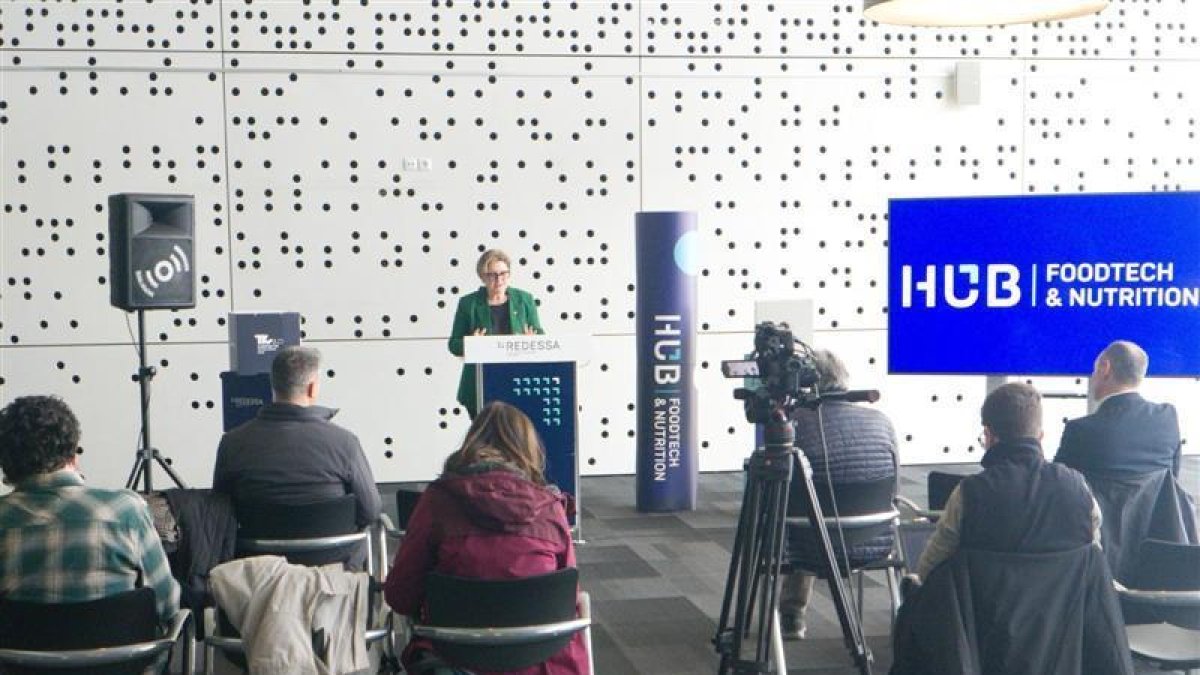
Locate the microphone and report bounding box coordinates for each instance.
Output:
[815,389,881,404]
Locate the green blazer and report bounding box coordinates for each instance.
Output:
[448,287,544,415]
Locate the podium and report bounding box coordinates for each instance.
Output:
[465,334,589,537]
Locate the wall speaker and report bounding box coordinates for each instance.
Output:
[108,193,196,311]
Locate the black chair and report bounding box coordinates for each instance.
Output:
[1082,468,1197,584]
[785,474,902,618]
[927,470,968,512]
[409,569,592,674]
[1115,540,1200,673]
[235,494,369,571]
[0,587,193,675]
[209,495,398,673]
[395,485,425,532]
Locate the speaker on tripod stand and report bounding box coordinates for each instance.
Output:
[108,193,196,492]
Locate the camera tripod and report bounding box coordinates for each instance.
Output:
[713,409,872,675]
[124,309,187,492]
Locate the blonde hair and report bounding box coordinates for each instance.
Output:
[476,249,512,280]
[444,401,546,484]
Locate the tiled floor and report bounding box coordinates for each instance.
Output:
[381,458,1200,674]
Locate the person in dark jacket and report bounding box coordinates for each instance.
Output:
[915,382,1101,579]
[384,401,588,675]
[1055,340,1183,476]
[779,349,898,640]
[212,346,382,565]
[448,249,545,417]
[894,382,1129,675]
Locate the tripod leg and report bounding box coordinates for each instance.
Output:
[716,472,763,674]
[153,451,189,489]
[126,457,142,490]
[798,461,873,675]
[770,609,786,674]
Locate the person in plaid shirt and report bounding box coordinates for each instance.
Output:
[0,395,180,628]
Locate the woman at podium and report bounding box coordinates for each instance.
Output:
[448,249,544,417]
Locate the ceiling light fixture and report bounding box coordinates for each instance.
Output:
[863,0,1108,27]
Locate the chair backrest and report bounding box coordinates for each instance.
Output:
[927,471,968,511]
[235,494,364,568]
[422,569,580,671]
[1135,540,1200,590]
[788,474,896,521]
[236,493,357,538]
[0,588,160,675]
[1126,539,1200,629]
[395,486,425,531]
[1083,468,1192,584]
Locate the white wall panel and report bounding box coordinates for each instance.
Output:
[223,54,640,342]
[640,58,1024,334]
[222,0,638,56]
[0,51,231,347]
[1,1,222,52]
[1023,60,1200,193]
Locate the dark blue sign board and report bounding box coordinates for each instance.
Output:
[219,371,272,432]
[480,361,578,521]
[888,191,1200,376]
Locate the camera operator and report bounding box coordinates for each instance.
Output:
[779,349,899,640]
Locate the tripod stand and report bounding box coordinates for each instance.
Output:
[714,409,872,675]
[125,309,187,492]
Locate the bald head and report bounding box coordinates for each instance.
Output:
[1091,340,1148,401]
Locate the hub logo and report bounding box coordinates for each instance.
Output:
[653,314,683,385]
[900,264,1023,309]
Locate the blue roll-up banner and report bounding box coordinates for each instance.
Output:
[635,211,699,512]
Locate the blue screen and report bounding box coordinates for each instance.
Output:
[888,191,1200,376]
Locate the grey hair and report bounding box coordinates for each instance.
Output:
[1099,340,1148,387]
[270,346,321,399]
[476,249,512,279]
[812,349,850,392]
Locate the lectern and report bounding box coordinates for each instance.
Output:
[465,334,589,537]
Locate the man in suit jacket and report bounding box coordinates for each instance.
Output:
[1055,340,1182,476]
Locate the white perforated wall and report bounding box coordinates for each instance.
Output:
[1,1,1197,489]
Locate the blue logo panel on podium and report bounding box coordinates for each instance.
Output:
[480,361,578,511]
[888,191,1200,376]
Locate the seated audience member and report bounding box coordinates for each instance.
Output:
[894,383,1132,675]
[1055,340,1196,583]
[780,349,898,640]
[915,382,1101,581]
[384,401,588,675]
[0,395,180,628]
[1055,340,1183,476]
[212,346,382,565]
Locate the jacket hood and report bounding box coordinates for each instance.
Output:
[435,468,563,533]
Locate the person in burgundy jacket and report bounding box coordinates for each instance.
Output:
[384,401,588,675]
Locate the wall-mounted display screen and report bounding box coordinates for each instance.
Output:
[888,191,1200,376]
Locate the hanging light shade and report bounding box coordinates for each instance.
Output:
[863,0,1108,26]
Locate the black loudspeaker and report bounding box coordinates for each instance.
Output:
[108,193,196,310]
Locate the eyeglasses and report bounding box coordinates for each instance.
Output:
[483,270,510,281]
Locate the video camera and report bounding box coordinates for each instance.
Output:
[722,321,881,426]
[721,321,821,424]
